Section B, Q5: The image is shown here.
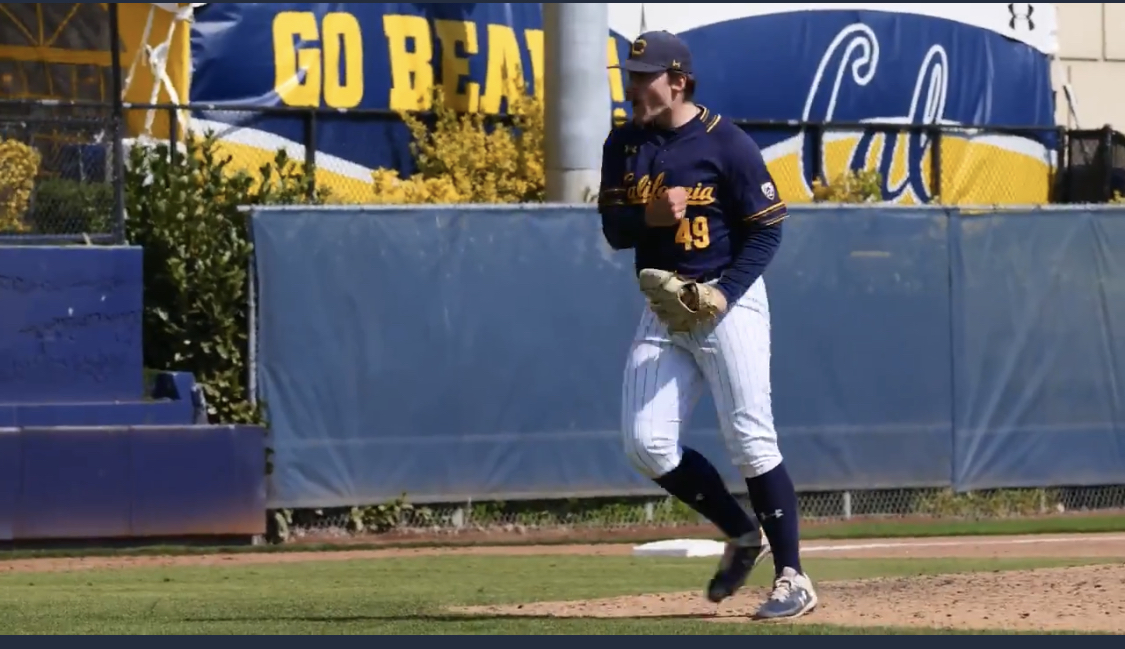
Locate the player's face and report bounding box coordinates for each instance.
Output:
[627,71,677,125]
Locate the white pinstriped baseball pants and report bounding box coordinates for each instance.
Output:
[621,277,783,480]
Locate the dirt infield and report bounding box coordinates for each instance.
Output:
[446,533,1125,633]
[453,562,1125,633]
[3,533,1124,632]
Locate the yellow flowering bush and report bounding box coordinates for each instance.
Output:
[371,80,545,204]
[811,168,886,203]
[0,139,41,232]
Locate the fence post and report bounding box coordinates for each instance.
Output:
[1053,126,1067,203]
[247,231,258,408]
[303,111,317,201]
[929,126,943,204]
[810,124,824,184]
[109,3,127,244]
[169,106,179,165]
[1101,124,1114,201]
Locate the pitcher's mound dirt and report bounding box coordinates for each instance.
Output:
[452,563,1125,633]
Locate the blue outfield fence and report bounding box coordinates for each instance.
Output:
[0,424,266,541]
[249,204,1125,509]
[0,246,144,403]
[950,212,1125,490]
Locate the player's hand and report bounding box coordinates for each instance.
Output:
[645,187,688,227]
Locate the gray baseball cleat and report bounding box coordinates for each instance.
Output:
[753,567,818,620]
[706,530,772,603]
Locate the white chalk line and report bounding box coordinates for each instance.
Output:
[802,534,1125,554]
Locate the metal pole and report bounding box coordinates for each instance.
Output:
[247,245,258,408]
[109,3,127,244]
[304,110,317,202]
[544,3,611,203]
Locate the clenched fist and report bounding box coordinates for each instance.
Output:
[645,186,688,227]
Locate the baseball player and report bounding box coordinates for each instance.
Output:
[598,31,817,620]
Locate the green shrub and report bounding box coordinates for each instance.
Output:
[123,133,328,425]
[28,178,113,235]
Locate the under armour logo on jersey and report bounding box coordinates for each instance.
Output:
[760,182,777,201]
[1007,3,1035,31]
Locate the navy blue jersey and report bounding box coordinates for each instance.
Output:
[598,106,786,303]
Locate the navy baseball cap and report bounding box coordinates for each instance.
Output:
[611,30,693,75]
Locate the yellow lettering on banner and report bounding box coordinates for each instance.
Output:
[276,12,629,116]
[887,134,910,193]
[523,28,544,101]
[384,14,434,111]
[272,11,364,108]
[272,11,321,108]
[480,24,526,114]
[607,37,626,125]
[322,12,364,109]
[434,20,480,113]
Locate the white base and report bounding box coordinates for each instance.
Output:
[631,538,727,558]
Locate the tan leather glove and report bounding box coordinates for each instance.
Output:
[637,268,729,333]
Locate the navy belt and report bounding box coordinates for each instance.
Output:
[693,270,723,284]
[636,269,723,283]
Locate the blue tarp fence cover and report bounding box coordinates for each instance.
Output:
[250,205,1125,509]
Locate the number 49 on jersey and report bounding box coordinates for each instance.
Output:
[675,216,711,251]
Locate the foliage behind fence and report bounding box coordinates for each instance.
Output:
[0,101,120,240]
[122,134,324,426]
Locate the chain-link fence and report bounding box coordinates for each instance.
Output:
[127,104,1075,208]
[1060,126,1125,203]
[127,103,413,205]
[126,103,531,206]
[735,121,1066,206]
[272,485,1125,543]
[934,125,1065,205]
[0,100,121,242]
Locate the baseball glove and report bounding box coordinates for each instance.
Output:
[638,268,729,333]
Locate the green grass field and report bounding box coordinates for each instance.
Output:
[4,513,1119,562]
[0,553,1112,635]
[2,516,1121,634]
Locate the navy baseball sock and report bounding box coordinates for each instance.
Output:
[745,461,803,576]
[654,447,759,540]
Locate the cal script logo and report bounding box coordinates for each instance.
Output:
[795,23,949,203]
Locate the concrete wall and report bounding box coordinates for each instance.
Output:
[1054,4,1125,130]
